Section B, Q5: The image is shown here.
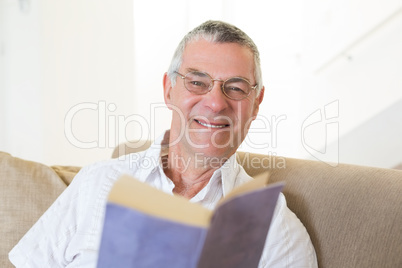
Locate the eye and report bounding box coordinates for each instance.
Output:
[224,78,251,98]
[224,85,248,96]
[185,71,211,91]
[190,80,208,88]
[226,86,246,93]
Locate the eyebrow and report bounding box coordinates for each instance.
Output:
[184,67,254,83]
[185,67,201,73]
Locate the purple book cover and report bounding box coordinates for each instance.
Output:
[97,204,207,268]
[197,183,283,268]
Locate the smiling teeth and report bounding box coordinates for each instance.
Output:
[196,120,228,128]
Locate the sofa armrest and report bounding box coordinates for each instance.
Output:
[268,157,402,268]
[0,152,79,268]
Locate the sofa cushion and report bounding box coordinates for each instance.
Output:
[0,152,78,268]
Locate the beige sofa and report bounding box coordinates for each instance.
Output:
[1,146,402,268]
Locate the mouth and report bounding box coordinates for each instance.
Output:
[194,119,230,129]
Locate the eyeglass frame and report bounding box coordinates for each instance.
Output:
[174,71,258,101]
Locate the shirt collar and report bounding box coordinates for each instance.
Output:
[217,153,241,196]
[132,131,169,180]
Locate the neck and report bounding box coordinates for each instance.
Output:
[162,140,232,199]
[163,129,233,198]
[163,148,219,199]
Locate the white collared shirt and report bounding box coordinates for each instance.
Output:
[9,132,317,268]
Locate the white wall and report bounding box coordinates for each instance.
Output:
[40,0,135,166]
[1,0,44,162]
[300,0,402,166]
[1,0,401,168]
[325,99,402,168]
[0,1,5,151]
[1,0,135,166]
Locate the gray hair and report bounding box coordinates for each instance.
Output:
[167,20,263,96]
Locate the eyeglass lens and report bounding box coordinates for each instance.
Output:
[184,71,251,100]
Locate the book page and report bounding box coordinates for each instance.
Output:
[218,171,270,206]
[108,175,212,228]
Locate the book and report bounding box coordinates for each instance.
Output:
[97,173,284,268]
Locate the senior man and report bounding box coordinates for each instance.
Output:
[9,20,317,267]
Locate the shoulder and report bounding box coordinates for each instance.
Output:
[75,150,150,185]
[72,148,161,201]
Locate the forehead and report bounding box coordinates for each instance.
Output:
[181,39,255,80]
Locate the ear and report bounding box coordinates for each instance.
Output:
[252,86,265,118]
[163,72,173,110]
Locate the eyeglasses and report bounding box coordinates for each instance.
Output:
[175,71,257,101]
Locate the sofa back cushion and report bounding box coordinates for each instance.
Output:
[237,152,402,268]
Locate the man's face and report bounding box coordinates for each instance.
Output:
[164,39,264,159]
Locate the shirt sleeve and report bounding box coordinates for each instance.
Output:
[8,166,99,268]
[258,193,318,268]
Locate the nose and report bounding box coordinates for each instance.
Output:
[203,81,229,113]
